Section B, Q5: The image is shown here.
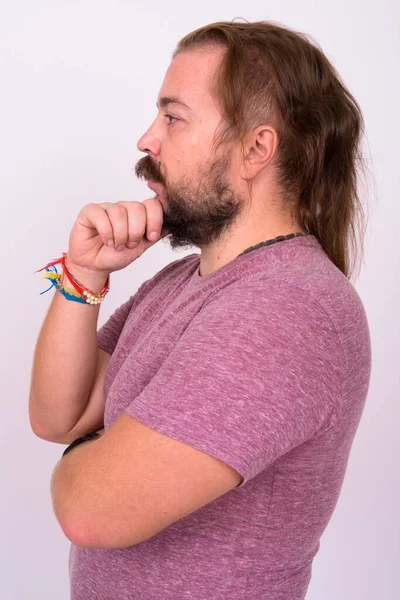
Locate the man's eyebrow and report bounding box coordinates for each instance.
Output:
[156,96,192,111]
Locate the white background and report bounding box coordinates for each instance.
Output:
[1,1,398,598]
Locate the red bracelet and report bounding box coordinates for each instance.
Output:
[34,253,110,305]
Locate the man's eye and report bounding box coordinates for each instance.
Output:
[164,114,179,125]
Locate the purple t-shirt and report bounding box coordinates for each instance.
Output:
[69,234,371,600]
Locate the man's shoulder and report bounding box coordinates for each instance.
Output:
[205,256,366,332]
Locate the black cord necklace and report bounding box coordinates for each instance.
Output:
[236,231,311,259]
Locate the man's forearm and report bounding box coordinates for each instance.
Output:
[30,269,107,439]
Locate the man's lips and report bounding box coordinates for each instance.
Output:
[147,181,164,196]
[147,180,167,212]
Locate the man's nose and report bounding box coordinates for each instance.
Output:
[137,122,161,157]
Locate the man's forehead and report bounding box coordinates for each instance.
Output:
[156,96,192,112]
[156,48,223,114]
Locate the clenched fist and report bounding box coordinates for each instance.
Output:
[65,198,169,287]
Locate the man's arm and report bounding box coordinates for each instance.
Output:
[50,428,105,544]
[54,350,110,445]
[29,267,109,441]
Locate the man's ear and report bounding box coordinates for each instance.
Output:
[240,125,279,181]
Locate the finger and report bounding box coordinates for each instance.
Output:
[102,202,129,249]
[80,203,117,248]
[141,197,165,242]
[117,201,148,247]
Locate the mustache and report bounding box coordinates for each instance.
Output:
[135,156,165,185]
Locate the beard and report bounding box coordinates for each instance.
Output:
[134,149,246,251]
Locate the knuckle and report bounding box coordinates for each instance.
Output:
[129,200,146,213]
[81,202,94,214]
[109,202,125,214]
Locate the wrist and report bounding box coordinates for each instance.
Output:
[65,259,109,294]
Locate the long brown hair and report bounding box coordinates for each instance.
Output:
[172,20,371,281]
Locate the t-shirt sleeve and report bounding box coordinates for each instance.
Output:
[124,280,345,488]
[97,280,149,355]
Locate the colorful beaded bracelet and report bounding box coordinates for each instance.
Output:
[34,252,110,305]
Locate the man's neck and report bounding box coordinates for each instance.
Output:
[198,219,305,277]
